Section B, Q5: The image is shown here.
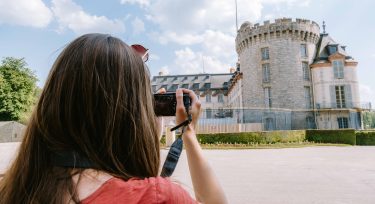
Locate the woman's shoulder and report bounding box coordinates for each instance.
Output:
[81,176,197,204]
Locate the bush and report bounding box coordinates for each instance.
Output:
[306,129,356,145]
[197,130,306,144]
[356,131,375,145]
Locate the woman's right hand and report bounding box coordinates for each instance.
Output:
[175,88,201,134]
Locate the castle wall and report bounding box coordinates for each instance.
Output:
[235,18,320,129]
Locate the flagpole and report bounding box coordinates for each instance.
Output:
[235,0,238,33]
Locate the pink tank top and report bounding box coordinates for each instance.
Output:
[81,176,197,204]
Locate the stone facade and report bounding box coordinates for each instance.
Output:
[234,18,364,130]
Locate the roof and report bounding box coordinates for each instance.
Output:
[313,33,352,63]
[151,73,233,93]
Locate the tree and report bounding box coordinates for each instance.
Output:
[0,57,38,121]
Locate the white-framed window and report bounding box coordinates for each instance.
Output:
[304,86,312,109]
[335,85,346,108]
[333,60,344,79]
[337,117,349,129]
[262,63,270,83]
[300,44,307,57]
[261,47,269,60]
[264,87,272,108]
[206,108,212,118]
[218,94,224,103]
[302,62,310,81]
[206,93,211,103]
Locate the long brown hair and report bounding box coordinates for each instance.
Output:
[0,33,160,203]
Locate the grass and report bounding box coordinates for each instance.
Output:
[160,142,351,150]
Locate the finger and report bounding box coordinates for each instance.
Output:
[181,88,199,105]
[156,88,166,94]
[175,89,186,115]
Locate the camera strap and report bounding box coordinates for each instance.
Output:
[160,109,192,177]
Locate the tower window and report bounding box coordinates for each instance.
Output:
[305,86,312,109]
[300,44,307,57]
[181,84,189,89]
[302,62,310,81]
[261,47,269,60]
[192,83,200,90]
[218,94,224,103]
[264,87,272,108]
[262,63,270,83]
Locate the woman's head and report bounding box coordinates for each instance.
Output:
[0,33,160,203]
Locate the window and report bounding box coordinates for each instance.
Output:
[262,63,270,83]
[206,93,211,103]
[337,117,349,129]
[203,83,211,89]
[193,76,198,81]
[265,118,275,130]
[306,116,315,129]
[162,77,168,82]
[152,77,157,82]
[218,94,224,103]
[181,84,189,89]
[304,86,312,109]
[152,85,157,92]
[333,60,344,79]
[264,87,272,108]
[173,76,178,81]
[302,62,310,81]
[335,86,346,108]
[204,75,210,80]
[328,45,338,55]
[261,47,269,60]
[300,44,307,57]
[169,84,178,91]
[182,76,188,82]
[206,108,212,118]
[192,83,200,90]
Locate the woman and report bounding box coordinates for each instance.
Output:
[0,33,227,203]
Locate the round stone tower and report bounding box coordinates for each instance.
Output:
[236,18,320,129]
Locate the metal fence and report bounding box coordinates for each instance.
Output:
[161,107,373,134]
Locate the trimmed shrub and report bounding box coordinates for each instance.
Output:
[197,130,306,144]
[306,129,356,145]
[356,131,375,145]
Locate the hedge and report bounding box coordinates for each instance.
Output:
[356,131,375,145]
[197,130,306,144]
[305,129,356,145]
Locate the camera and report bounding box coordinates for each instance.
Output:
[154,93,191,116]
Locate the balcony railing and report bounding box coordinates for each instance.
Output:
[315,102,372,110]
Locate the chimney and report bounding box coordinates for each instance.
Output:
[158,71,164,76]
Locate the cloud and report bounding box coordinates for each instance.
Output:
[359,84,375,105]
[159,66,169,75]
[140,0,310,74]
[172,47,230,74]
[149,54,160,61]
[52,0,125,35]
[120,0,150,8]
[131,17,145,34]
[0,0,53,27]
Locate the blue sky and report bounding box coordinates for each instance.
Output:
[0,0,374,105]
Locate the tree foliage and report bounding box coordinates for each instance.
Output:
[363,111,375,129]
[0,57,38,121]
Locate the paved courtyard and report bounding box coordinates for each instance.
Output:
[1,143,375,203]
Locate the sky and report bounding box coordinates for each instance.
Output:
[0,0,374,105]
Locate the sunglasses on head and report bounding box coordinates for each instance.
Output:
[131,44,149,62]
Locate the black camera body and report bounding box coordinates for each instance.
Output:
[154,93,191,116]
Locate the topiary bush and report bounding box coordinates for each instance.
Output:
[197,130,306,144]
[306,129,356,145]
[356,131,375,145]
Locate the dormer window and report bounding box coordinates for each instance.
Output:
[192,83,199,90]
[193,76,198,81]
[328,45,338,55]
